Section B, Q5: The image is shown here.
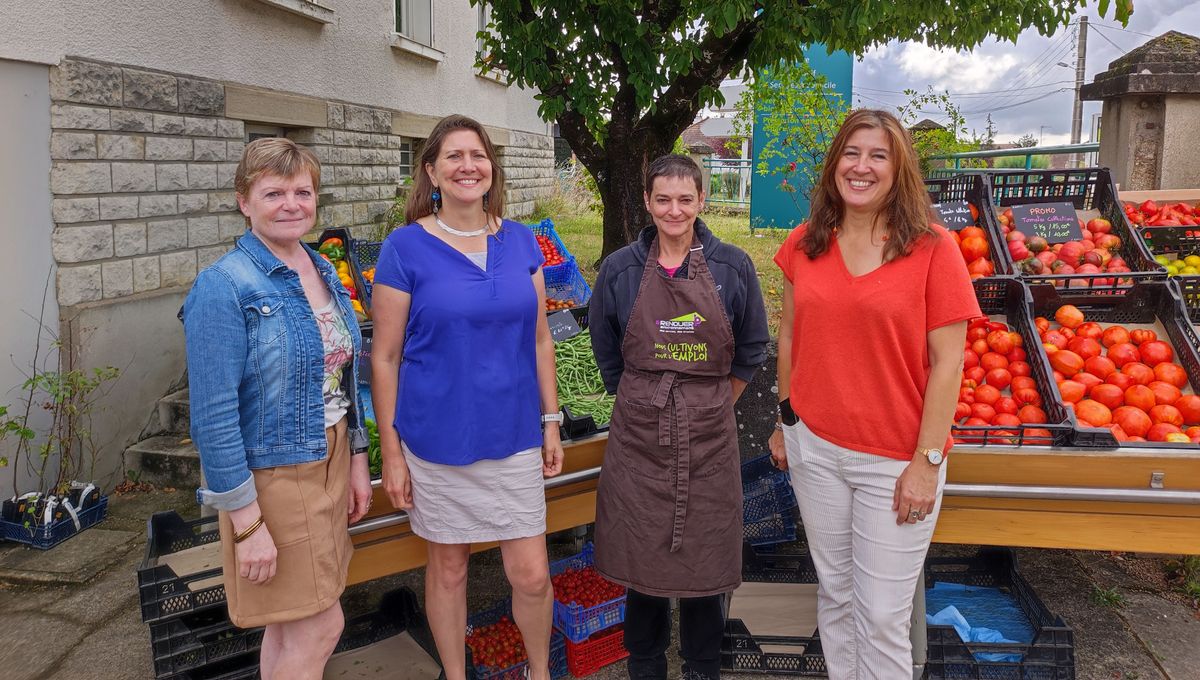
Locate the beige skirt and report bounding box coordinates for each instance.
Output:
[402,442,547,544]
[219,418,354,628]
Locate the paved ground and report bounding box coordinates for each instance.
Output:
[0,489,1196,679]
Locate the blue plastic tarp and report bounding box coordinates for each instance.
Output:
[926,582,1034,663]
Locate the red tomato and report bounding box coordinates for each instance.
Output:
[1113,406,1152,438]
[1149,404,1184,427]
[1147,381,1182,406]
[1075,399,1113,427]
[1049,350,1084,376]
[1017,405,1047,424]
[1124,384,1156,412]
[970,402,997,423]
[974,384,1002,406]
[1014,387,1042,406]
[1083,355,1117,378]
[1054,305,1085,329]
[1058,380,1086,403]
[1175,395,1200,425]
[1066,337,1102,360]
[1075,371,1103,395]
[1120,362,1155,386]
[985,368,1013,390]
[1009,361,1031,378]
[1106,372,1136,391]
[1106,343,1141,368]
[1074,322,1103,340]
[1101,326,1130,347]
[1011,376,1037,392]
[994,397,1019,415]
[1089,383,1124,410]
[1153,362,1189,389]
[1146,422,1182,442]
[1129,329,1158,345]
[955,402,972,421]
[1042,330,1069,350]
[963,349,979,370]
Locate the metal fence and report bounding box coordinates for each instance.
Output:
[927,142,1101,177]
[702,157,752,205]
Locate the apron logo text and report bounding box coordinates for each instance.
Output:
[657,312,706,334]
[653,342,709,363]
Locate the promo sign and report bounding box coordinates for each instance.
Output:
[1010,202,1082,243]
[932,201,975,231]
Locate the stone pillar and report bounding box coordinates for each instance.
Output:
[688,145,714,196]
[1081,31,1200,190]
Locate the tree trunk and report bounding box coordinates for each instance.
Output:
[596,131,674,262]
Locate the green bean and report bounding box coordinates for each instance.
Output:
[554,331,613,424]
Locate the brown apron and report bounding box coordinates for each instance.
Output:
[594,234,742,598]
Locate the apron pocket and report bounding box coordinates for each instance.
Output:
[610,402,674,482]
[687,404,736,479]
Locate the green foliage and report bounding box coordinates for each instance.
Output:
[1,314,121,496]
[895,88,990,176]
[1090,585,1127,609]
[473,0,1131,254]
[729,60,848,210]
[994,154,1051,169]
[1013,133,1039,148]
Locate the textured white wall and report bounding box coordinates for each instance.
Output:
[0,0,549,135]
[0,59,58,495]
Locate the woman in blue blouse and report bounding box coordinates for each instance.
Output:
[370,115,564,680]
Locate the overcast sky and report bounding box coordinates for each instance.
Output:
[850,0,1199,146]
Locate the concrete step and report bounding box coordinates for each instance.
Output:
[123,435,199,489]
[157,388,190,435]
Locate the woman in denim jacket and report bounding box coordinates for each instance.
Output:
[182,138,372,680]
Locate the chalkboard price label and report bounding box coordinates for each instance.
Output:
[548,309,582,342]
[932,201,975,231]
[1010,202,1082,244]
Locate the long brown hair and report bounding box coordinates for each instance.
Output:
[800,109,933,261]
[404,114,507,225]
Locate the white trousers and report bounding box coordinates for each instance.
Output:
[783,419,946,680]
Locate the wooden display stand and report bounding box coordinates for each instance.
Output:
[345,434,1200,584]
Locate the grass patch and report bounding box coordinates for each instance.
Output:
[550,210,790,334]
[1166,555,1200,606]
[1090,585,1128,609]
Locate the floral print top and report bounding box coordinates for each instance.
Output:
[315,298,354,428]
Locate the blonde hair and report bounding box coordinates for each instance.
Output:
[405,114,506,224]
[801,109,934,262]
[234,137,322,226]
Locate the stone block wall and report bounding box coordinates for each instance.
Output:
[48,57,554,309]
[499,131,556,218]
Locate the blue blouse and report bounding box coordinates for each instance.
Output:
[373,220,545,465]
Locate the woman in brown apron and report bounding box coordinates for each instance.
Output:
[588,155,770,680]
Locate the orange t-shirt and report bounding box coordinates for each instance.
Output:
[773,224,980,460]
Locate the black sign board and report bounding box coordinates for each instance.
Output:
[548,309,582,342]
[932,201,975,230]
[1011,202,1082,244]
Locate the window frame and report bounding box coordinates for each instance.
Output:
[394,0,434,47]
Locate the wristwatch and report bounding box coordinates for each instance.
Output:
[917,447,945,466]
[541,412,564,424]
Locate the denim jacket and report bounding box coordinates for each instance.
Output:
[181,230,368,510]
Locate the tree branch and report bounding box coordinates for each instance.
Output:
[643,0,684,33]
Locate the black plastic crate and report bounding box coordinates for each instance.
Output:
[1029,281,1200,448]
[988,168,1165,290]
[722,620,826,676]
[149,607,263,679]
[956,278,1077,448]
[741,540,818,584]
[349,239,382,312]
[924,548,1075,680]
[1133,225,1200,325]
[139,512,227,624]
[927,173,1011,277]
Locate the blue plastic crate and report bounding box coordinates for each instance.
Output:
[467,600,569,680]
[549,542,627,643]
[0,496,108,550]
[530,218,574,261]
[743,506,798,547]
[741,455,797,524]
[545,259,592,309]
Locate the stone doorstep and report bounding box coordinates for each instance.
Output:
[156,388,190,436]
[0,527,140,585]
[123,434,199,489]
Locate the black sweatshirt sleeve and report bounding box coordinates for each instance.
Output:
[730,252,770,383]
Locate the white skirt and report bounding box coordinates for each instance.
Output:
[402,442,547,544]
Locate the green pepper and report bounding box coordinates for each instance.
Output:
[318,242,345,260]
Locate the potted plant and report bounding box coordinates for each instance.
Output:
[1,309,119,550]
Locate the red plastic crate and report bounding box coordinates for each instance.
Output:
[566,625,629,677]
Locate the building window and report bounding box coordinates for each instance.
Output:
[398,138,416,179]
[477,4,491,62]
[246,124,286,142]
[395,0,433,47]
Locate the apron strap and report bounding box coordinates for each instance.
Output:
[652,371,677,447]
[670,388,691,552]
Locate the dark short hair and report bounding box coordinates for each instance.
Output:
[644,154,703,196]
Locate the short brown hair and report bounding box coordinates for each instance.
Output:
[234,137,322,225]
[405,115,506,224]
[801,109,933,261]
[645,154,703,196]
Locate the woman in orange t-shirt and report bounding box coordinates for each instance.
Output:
[768,109,979,680]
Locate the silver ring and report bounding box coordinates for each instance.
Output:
[909,510,921,520]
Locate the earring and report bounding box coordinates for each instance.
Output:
[431,188,441,215]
